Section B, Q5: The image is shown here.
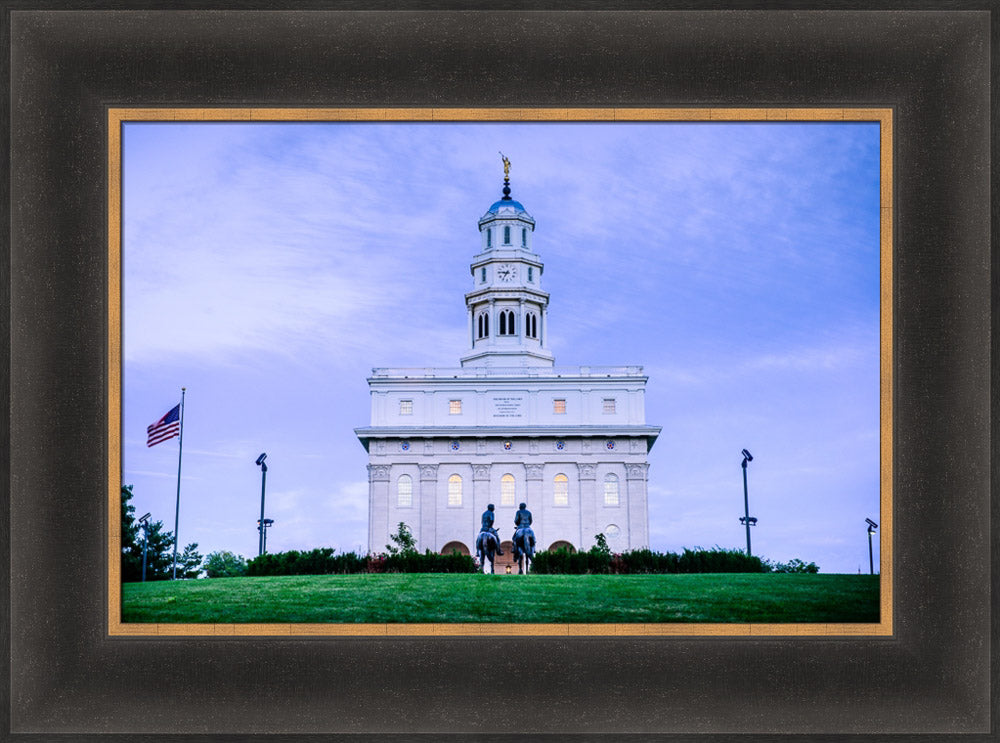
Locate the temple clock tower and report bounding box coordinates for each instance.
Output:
[461,154,554,368]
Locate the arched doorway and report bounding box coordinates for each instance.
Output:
[548,540,575,553]
[440,541,470,556]
[494,541,516,573]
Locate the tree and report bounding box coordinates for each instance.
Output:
[385,522,417,556]
[203,550,248,578]
[592,533,612,557]
[177,543,203,579]
[121,485,142,581]
[120,483,179,582]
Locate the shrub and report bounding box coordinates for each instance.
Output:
[247,547,476,576]
[765,558,820,573]
[532,546,788,575]
[203,550,248,578]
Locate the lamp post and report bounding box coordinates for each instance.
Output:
[258,518,274,554]
[255,453,268,557]
[138,512,151,582]
[739,449,756,557]
[865,518,878,575]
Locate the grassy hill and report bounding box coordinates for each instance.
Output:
[122,572,879,624]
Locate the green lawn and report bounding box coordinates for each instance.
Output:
[122,572,879,624]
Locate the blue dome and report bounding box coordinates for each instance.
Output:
[487,199,526,212]
[479,198,534,228]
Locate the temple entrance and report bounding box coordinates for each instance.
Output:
[494,541,516,573]
[440,541,470,556]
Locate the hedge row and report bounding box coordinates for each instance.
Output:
[531,546,770,575]
[246,547,477,576]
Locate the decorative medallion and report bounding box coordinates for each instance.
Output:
[606,440,615,450]
[556,440,565,450]
[400,441,410,451]
[451,440,460,451]
[503,440,512,450]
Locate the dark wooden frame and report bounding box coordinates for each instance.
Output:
[4,4,994,739]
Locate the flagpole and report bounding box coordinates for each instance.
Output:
[171,387,186,579]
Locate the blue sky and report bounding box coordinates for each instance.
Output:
[121,120,881,573]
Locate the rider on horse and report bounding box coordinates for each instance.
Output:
[480,503,503,554]
[514,502,534,551]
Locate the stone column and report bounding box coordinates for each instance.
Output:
[578,462,598,551]
[367,464,390,555]
[626,462,649,549]
[473,463,492,543]
[419,463,439,552]
[488,298,496,348]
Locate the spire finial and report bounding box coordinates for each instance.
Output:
[499,151,512,200]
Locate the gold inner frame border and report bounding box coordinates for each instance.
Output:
[107,107,893,638]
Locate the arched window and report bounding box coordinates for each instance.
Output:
[397,474,412,508]
[501,474,515,506]
[478,312,490,339]
[604,474,620,506]
[448,474,463,507]
[486,228,492,248]
[504,225,511,244]
[525,312,537,339]
[521,227,527,246]
[499,310,515,336]
[554,473,569,506]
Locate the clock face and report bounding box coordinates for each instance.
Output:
[497,264,517,282]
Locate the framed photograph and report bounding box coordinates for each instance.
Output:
[109,108,890,637]
[6,5,993,740]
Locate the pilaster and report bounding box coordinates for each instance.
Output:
[626,462,649,548]
[578,462,598,551]
[419,464,439,551]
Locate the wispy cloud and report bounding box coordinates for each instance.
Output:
[121,121,881,571]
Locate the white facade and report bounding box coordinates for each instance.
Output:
[356,172,660,556]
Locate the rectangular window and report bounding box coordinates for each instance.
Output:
[603,398,616,414]
[553,399,566,414]
[504,225,510,244]
[449,399,462,415]
[487,229,492,247]
[481,267,486,282]
[399,400,413,415]
[521,228,527,246]
[527,266,533,282]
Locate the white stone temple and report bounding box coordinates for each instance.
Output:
[355,160,660,558]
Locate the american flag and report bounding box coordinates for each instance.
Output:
[147,404,181,447]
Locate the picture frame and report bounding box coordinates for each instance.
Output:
[5,5,993,739]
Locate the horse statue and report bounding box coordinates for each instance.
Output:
[511,526,535,574]
[475,529,501,574]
